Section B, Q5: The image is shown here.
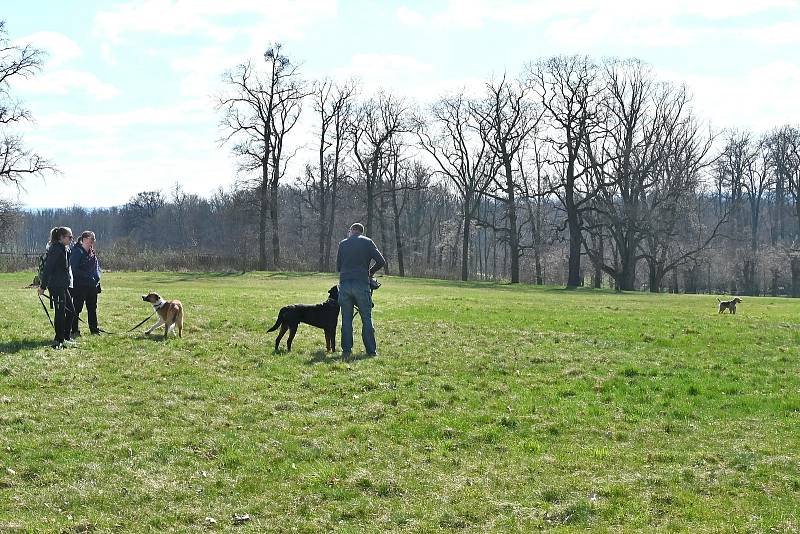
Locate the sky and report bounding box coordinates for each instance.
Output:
[3,0,800,209]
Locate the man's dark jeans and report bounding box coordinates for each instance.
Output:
[339,279,376,354]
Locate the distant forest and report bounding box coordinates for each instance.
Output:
[1,29,799,294]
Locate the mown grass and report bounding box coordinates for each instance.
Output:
[1,271,799,532]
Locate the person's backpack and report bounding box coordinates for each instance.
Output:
[34,251,47,287]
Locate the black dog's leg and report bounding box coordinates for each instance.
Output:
[325,327,336,352]
[275,324,288,351]
[287,326,298,351]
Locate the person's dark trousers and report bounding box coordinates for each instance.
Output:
[51,289,74,343]
[71,285,98,335]
[339,278,377,355]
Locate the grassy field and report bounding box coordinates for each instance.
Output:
[0,272,799,532]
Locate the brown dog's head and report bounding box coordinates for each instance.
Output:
[733,297,743,304]
[142,292,162,303]
[328,285,339,303]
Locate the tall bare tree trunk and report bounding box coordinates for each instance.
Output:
[391,186,405,277]
[461,198,472,281]
[259,160,269,270]
[270,178,280,268]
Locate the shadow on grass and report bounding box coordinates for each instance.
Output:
[0,338,50,354]
[304,350,378,365]
[136,333,183,343]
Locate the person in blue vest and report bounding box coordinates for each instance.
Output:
[38,227,75,348]
[70,230,102,336]
[336,223,385,360]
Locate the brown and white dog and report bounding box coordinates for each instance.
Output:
[141,292,184,339]
[717,297,743,314]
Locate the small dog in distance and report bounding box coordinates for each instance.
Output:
[717,297,743,314]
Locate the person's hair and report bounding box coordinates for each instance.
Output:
[78,230,96,243]
[48,226,72,245]
[350,223,364,234]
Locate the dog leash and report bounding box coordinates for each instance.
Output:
[37,290,156,335]
[353,283,379,319]
[37,293,54,328]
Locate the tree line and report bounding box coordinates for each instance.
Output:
[2,35,800,294]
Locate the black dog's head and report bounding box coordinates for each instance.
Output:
[327,285,339,303]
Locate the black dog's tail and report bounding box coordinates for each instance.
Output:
[267,308,285,332]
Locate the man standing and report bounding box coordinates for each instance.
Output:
[337,223,385,359]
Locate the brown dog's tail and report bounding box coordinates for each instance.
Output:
[267,309,285,332]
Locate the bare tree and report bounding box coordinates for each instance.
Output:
[415,91,494,281]
[741,139,774,294]
[519,138,554,285]
[0,21,55,186]
[310,78,356,271]
[529,56,604,288]
[218,43,306,270]
[471,75,540,283]
[639,120,722,292]
[584,60,697,290]
[0,197,18,245]
[351,91,407,235]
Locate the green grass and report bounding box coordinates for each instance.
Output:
[1,272,799,532]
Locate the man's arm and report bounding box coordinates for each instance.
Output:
[336,244,343,273]
[369,242,386,278]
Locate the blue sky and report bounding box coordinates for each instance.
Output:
[4,0,800,208]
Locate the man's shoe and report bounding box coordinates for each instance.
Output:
[90,330,101,336]
[367,352,378,357]
[51,340,63,349]
[341,351,352,361]
[72,330,81,338]
[62,339,78,347]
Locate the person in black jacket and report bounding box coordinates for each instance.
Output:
[70,230,102,336]
[38,227,75,348]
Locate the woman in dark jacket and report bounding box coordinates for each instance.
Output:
[70,230,102,336]
[38,227,75,348]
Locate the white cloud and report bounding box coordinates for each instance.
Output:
[94,0,338,43]
[12,32,119,101]
[737,20,800,44]
[332,53,434,95]
[657,61,800,132]
[395,6,426,27]
[13,31,82,68]
[396,0,798,32]
[37,100,209,133]
[16,69,120,100]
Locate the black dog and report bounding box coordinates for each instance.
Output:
[267,286,339,352]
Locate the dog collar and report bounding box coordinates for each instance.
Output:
[153,299,166,310]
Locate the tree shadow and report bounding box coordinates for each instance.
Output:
[137,333,177,343]
[304,350,378,365]
[0,338,51,354]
